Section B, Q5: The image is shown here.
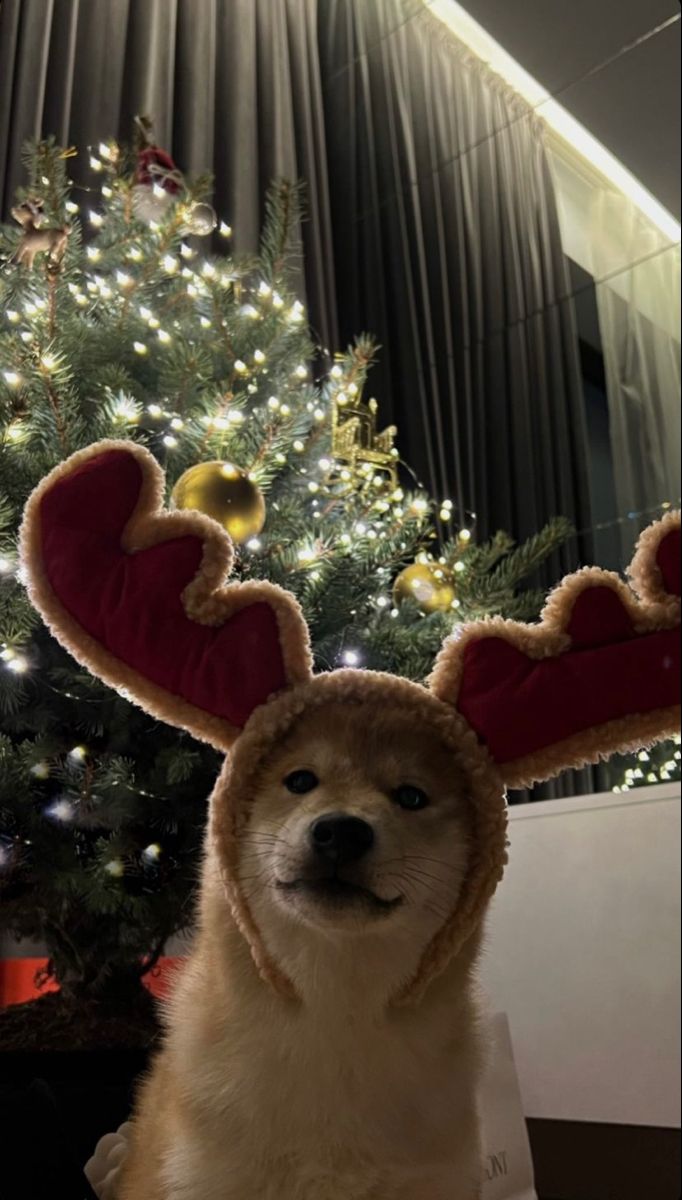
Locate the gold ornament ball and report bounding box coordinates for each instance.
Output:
[393,562,456,614]
[171,461,266,543]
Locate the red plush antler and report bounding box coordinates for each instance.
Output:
[430,513,681,788]
[19,442,312,750]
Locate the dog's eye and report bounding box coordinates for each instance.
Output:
[393,785,429,811]
[284,769,319,795]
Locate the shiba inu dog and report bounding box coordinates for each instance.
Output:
[21,442,680,1199]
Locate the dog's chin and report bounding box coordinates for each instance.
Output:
[275,876,404,926]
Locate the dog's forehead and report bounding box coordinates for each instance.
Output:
[271,700,456,769]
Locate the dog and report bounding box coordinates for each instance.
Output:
[20,442,680,1200]
[118,701,485,1199]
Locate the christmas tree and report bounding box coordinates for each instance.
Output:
[0,132,572,1049]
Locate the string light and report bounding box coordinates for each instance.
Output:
[247,538,262,551]
[142,843,162,863]
[219,221,232,237]
[0,556,15,575]
[133,341,148,355]
[454,561,467,573]
[40,354,58,372]
[20,331,33,343]
[101,185,113,199]
[116,270,133,288]
[254,349,266,364]
[234,359,248,374]
[6,310,19,323]
[163,435,178,448]
[342,650,361,666]
[104,859,125,877]
[157,329,171,344]
[3,371,21,388]
[89,210,103,227]
[272,292,284,309]
[295,365,308,379]
[297,547,316,564]
[240,304,259,319]
[68,745,87,762]
[258,281,272,297]
[86,246,101,262]
[162,254,179,274]
[89,155,103,171]
[65,201,79,214]
[45,798,75,823]
[458,528,472,543]
[30,762,50,779]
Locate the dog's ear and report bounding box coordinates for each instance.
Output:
[428,514,681,788]
[20,441,313,751]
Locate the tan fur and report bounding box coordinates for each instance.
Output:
[118,703,487,1199]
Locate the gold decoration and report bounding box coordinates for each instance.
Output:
[330,382,398,489]
[171,462,266,544]
[393,562,456,614]
[10,201,71,271]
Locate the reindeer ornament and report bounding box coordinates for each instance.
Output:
[10,199,71,270]
[20,442,681,1199]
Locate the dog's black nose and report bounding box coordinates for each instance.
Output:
[309,813,375,864]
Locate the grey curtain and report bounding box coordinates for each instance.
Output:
[320,0,593,561]
[0,0,597,795]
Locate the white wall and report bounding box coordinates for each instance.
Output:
[480,782,681,1128]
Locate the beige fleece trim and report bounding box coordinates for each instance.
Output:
[429,513,681,786]
[19,440,313,752]
[210,670,509,1008]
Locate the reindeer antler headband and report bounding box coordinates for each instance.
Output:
[19,442,681,1002]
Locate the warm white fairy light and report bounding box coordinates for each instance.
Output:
[6,310,19,324]
[295,365,308,379]
[89,210,103,227]
[458,528,472,542]
[200,316,211,329]
[147,316,160,329]
[163,435,178,448]
[180,242,194,259]
[234,359,248,374]
[147,404,162,417]
[411,498,429,515]
[133,341,148,355]
[76,293,88,306]
[157,329,171,344]
[272,292,284,309]
[90,155,103,171]
[116,271,133,288]
[288,300,305,323]
[219,221,232,237]
[0,556,14,575]
[139,305,152,320]
[104,858,125,877]
[30,761,50,779]
[254,349,266,364]
[247,538,262,551]
[280,403,291,416]
[142,843,162,864]
[240,304,259,319]
[331,365,343,378]
[65,201,79,214]
[68,745,87,762]
[3,371,21,388]
[342,650,361,666]
[98,141,115,160]
[308,481,319,493]
[86,245,101,262]
[20,331,33,344]
[186,283,198,298]
[86,281,98,294]
[298,547,317,564]
[454,561,467,573]
[258,281,272,297]
[46,798,75,822]
[101,185,113,198]
[293,440,305,453]
[113,397,140,424]
[268,397,280,411]
[318,457,331,471]
[162,254,179,274]
[439,508,452,521]
[347,383,359,396]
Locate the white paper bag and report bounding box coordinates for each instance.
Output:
[479,1013,538,1200]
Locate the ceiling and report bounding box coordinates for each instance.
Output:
[461,0,681,220]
